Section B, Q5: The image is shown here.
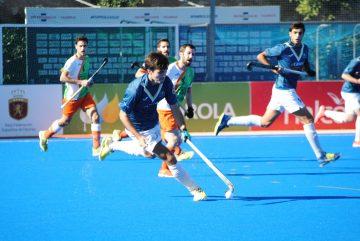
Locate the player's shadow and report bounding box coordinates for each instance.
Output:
[238,195,360,205]
[192,157,316,165]
[227,171,360,177]
[199,156,357,164]
[207,195,360,204]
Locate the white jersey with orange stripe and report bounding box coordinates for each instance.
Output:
[157,62,185,111]
[61,55,90,100]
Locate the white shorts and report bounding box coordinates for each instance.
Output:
[341,91,360,115]
[267,85,305,113]
[125,124,162,154]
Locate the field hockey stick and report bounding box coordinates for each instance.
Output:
[61,57,108,109]
[246,61,308,76]
[130,61,146,70]
[186,139,235,199]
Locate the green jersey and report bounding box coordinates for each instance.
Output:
[176,66,194,104]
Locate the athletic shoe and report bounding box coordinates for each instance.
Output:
[318,152,340,167]
[175,151,194,161]
[38,131,48,152]
[157,169,174,178]
[352,141,360,148]
[314,105,325,124]
[92,147,101,157]
[99,137,113,161]
[214,113,231,136]
[112,129,122,142]
[190,187,207,202]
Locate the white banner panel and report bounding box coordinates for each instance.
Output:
[25,6,280,25]
[0,85,62,137]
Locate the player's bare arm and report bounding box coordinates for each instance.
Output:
[342,73,360,84]
[135,68,147,78]
[257,51,280,74]
[60,70,89,87]
[186,87,193,107]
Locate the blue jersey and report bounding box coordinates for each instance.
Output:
[341,57,360,93]
[264,41,310,90]
[120,74,177,131]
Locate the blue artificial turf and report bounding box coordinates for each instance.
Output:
[0,133,359,241]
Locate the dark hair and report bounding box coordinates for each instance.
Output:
[75,36,88,44]
[179,43,196,53]
[289,22,305,32]
[145,52,169,71]
[157,38,170,48]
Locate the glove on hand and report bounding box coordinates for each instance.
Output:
[181,128,191,142]
[185,106,194,118]
[307,69,316,77]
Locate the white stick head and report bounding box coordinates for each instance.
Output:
[225,189,233,199]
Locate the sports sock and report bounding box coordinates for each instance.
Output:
[324,110,348,123]
[303,123,323,159]
[110,140,146,156]
[227,115,262,127]
[355,116,360,142]
[91,123,101,149]
[168,163,198,191]
[44,120,62,139]
[160,161,170,170]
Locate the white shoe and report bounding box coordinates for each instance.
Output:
[175,151,194,161]
[99,137,113,161]
[352,141,360,148]
[157,169,174,178]
[190,187,207,202]
[112,129,122,142]
[92,147,101,157]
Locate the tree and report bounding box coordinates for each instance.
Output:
[96,0,144,7]
[291,0,354,21]
[3,27,26,84]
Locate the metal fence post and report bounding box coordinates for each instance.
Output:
[315,24,330,81]
[206,0,216,82]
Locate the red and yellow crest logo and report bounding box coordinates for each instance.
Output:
[8,89,28,120]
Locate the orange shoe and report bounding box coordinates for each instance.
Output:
[158,168,174,178]
[353,141,360,148]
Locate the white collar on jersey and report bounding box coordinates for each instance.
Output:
[141,81,163,103]
[285,42,304,62]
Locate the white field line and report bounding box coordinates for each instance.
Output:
[190,129,354,136]
[317,185,360,192]
[0,129,353,141]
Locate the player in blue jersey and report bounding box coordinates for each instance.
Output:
[315,56,360,147]
[214,22,340,167]
[112,40,195,178]
[98,52,206,201]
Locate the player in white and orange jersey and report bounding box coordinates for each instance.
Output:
[156,43,196,177]
[39,36,101,156]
